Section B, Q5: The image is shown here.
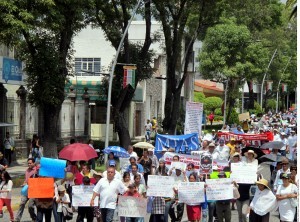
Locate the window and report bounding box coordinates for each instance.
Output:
[90,105,112,124]
[75,58,101,76]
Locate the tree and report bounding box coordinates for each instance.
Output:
[89,0,154,148]
[199,18,268,122]
[0,0,92,156]
[203,97,223,112]
[152,0,222,134]
[193,92,206,103]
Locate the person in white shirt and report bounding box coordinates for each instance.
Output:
[249,178,277,221]
[273,129,281,141]
[102,160,122,180]
[215,138,230,161]
[287,130,297,161]
[145,119,152,142]
[129,164,146,185]
[273,157,290,192]
[127,145,138,158]
[0,171,13,221]
[90,167,127,222]
[56,185,70,222]
[279,132,289,157]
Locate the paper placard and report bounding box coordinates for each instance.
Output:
[28,178,54,198]
[230,162,257,184]
[184,102,203,136]
[147,175,175,197]
[178,182,205,204]
[118,196,147,217]
[170,161,187,171]
[206,178,233,201]
[119,158,130,174]
[72,185,98,206]
[39,157,66,179]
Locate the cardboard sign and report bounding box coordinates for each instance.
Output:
[163,152,201,170]
[39,157,67,179]
[238,112,250,121]
[72,185,99,206]
[118,196,147,217]
[28,178,54,198]
[230,162,257,184]
[178,182,205,204]
[147,175,175,197]
[206,178,233,201]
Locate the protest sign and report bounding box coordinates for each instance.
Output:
[163,152,200,170]
[170,161,187,171]
[212,158,229,171]
[206,178,233,201]
[199,153,212,174]
[72,185,98,206]
[118,196,147,217]
[238,112,250,121]
[147,175,175,197]
[119,157,130,174]
[217,132,272,143]
[178,182,205,204]
[28,178,54,198]
[184,102,203,136]
[155,133,199,154]
[230,162,257,184]
[39,157,66,179]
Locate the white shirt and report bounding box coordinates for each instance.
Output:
[0,180,13,199]
[274,168,290,191]
[128,151,138,158]
[276,184,298,221]
[250,188,277,216]
[57,193,70,213]
[273,133,281,141]
[215,145,230,160]
[279,138,288,151]
[145,123,152,131]
[170,172,187,189]
[102,170,122,180]
[3,137,14,150]
[93,178,126,209]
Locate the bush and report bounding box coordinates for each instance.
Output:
[227,108,239,125]
[266,99,276,111]
[194,92,206,103]
[214,108,222,116]
[214,115,223,121]
[204,96,223,112]
[249,101,263,116]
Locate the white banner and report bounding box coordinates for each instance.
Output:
[184,102,203,136]
[170,161,187,171]
[206,178,233,201]
[147,175,175,197]
[163,152,201,170]
[178,182,205,204]
[72,185,98,206]
[230,162,257,184]
[118,196,147,217]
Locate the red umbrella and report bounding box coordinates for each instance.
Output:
[59,143,98,161]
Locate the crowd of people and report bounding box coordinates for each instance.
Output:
[0,110,297,222]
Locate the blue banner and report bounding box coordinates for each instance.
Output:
[155,133,200,154]
[39,157,67,179]
[2,57,23,82]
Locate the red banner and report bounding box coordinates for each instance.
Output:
[217,132,273,142]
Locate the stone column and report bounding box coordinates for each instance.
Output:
[68,85,76,138]
[16,85,27,140]
[81,87,90,136]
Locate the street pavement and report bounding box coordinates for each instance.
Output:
[3,159,280,222]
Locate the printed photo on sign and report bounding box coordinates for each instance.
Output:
[118,196,147,217]
[200,153,212,174]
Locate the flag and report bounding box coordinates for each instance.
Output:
[266,81,273,91]
[123,66,136,88]
[282,83,287,92]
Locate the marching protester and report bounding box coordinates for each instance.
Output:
[155,159,168,176]
[122,183,142,222]
[56,185,70,222]
[273,157,290,192]
[0,171,14,221]
[3,132,14,165]
[138,150,152,185]
[243,150,258,165]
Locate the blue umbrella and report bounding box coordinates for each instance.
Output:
[103,146,130,158]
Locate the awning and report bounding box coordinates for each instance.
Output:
[0,122,17,127]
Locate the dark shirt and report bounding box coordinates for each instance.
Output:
[237,184,251,201]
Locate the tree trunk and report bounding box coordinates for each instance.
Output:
[226,80,236,124]
[42,105,61,157]
[114,110,131,150]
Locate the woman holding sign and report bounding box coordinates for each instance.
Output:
[0,171,14,221]
[186,173,202,222]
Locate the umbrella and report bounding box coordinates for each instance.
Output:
[258,154,276,164]
[241,146,265,159]
[103,146,130,158]
[133,142,154,149]
[260,141,284,150]
[59,143,98,161]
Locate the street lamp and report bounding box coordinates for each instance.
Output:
[276,57,292,113]
[260,49,277,108]
[104,0,143,163]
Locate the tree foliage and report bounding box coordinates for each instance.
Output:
[193,92,206,103]
[204,97,223,112]
[0,0,92,156]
